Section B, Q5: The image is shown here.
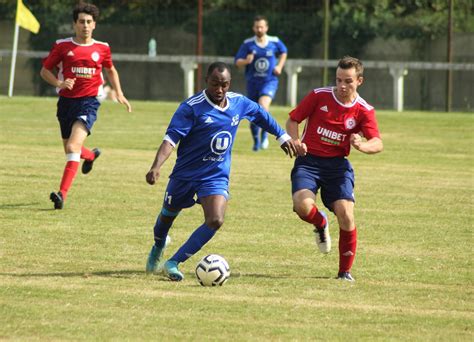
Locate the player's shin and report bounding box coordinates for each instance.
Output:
[250,123,261,151]
[338,227,357,272]
[154,210,179,247]
[80,146,95,161]
[59,153,80,200]
[169,223,216,263]
[300,205,327,229]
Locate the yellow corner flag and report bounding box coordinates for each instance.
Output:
[16,0,40,34]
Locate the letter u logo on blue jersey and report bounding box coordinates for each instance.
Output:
[255,57,269,72]
[215,138,229,150]
[211,131,233,155]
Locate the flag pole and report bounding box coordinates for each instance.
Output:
[8,22,20,97]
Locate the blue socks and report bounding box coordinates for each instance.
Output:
[250,122,260,149]
[154,208,180,248]
[170,224,216,263]
[153,214,173,249]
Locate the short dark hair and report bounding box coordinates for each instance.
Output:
[73,2,99,22]
[337,56,364,77]
[207,62,231,77]
[254,15,268,25]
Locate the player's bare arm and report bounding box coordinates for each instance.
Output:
[235,53,254,67]
[285,118,307,156]
[273,52,287,76]
[350,134,383,154]
[40,67,75,90]
[245,53,254,64]
[104,66,132,112]
[146,140,174,185]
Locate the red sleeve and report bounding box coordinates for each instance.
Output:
[360,108,381,139]
[102,45,113,69]
[42,43,62,70]
[289,90,318,123]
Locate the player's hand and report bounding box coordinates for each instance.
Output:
[350,133,363,151]
[273,65,282,76]
[294,139,307,157]
[280,139,298,158]
[246,53,254,64]
[59,78,75,90]
[146,168,160,185]
[116,93,132,112]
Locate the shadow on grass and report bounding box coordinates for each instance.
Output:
[234,273,332,280]
[0,271,332,280]
[0,203,43,209]
[0,270,144,279]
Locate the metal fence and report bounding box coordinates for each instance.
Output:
[1,49,473,112]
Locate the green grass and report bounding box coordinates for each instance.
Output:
[0,96,472,340]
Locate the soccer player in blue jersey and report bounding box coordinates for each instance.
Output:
[235,15,288,152]
[145,62,296,281]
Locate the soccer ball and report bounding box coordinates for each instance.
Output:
[195,254,230,286]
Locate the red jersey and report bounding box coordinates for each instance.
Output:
[289,87,380,157]
[42,37,113,98]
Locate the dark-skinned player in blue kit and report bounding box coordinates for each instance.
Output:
[145,62,297,281]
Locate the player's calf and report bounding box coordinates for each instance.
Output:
[314,211,331,253]
[82,148,101,174]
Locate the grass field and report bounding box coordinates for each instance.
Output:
[0,96,472,340]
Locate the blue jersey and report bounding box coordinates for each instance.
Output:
[234,35,287,82]
[164,90,286,181]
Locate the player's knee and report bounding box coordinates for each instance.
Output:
[335,209,354,229]
[293,202,312,219]
[65,141,81,153]
[160,215,176,224]
[160,207,180,224]
[341,216,353,229]
[206,217,224,230]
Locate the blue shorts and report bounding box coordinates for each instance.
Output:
[247,79,279,102]
[291,154,355,211]
[163,178,229,210]
[57,96,100,139]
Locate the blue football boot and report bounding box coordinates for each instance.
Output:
[145,236,170,274]
[164,260,184,281]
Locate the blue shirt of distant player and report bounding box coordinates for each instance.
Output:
[164,90,286,181]
[234,36,287,82]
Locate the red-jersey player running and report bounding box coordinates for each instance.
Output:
[40,2,131,209]
[286,56,383,282]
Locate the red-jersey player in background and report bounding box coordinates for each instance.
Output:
[286,56,383,281]
[40,2,131,209]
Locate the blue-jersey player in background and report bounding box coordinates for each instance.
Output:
[145,62,297,281]
[235,15,288,152]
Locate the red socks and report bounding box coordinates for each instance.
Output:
[80,146,95,161]
[300,205,327,229]
[339,228,357,273]
[300,206,358,274]
[59,160,79,200]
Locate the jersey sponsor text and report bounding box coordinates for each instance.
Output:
[71,66,96,78]
[317,126,347,145]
